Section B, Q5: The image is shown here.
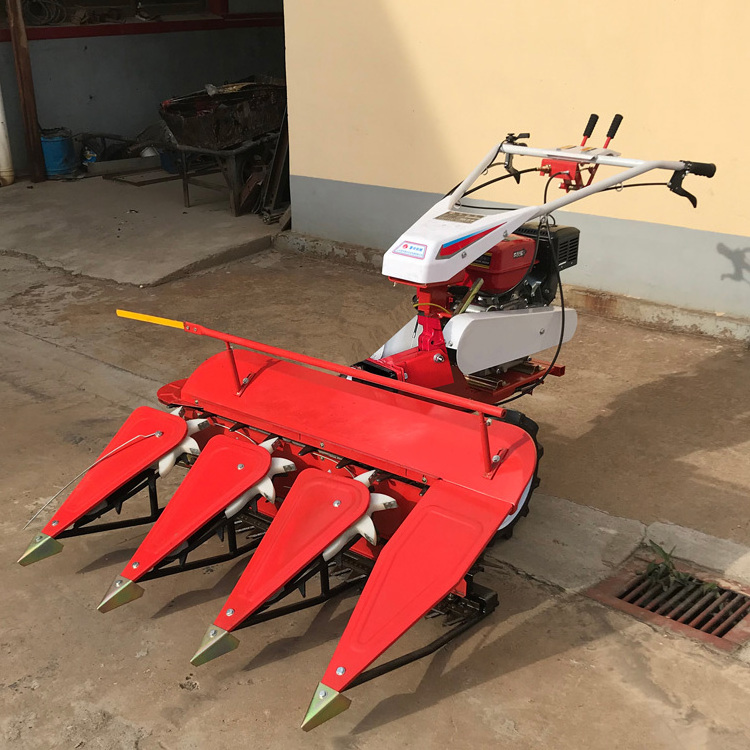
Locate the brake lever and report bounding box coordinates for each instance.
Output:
[504,152,522,183]
[667,170,698,208]
[501,133,530,184]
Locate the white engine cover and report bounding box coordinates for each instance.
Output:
[443,306,577,375]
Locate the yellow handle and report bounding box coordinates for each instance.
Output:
[116,309,185,330]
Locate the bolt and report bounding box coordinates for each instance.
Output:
[333,500,341,508]
[403,373,408,380]
[433,353,445,363]
[209,629,217,638]
[539,328,545,335]
[242,376,250,385]
[132,561,140,569]
[492,454,501,464]
[422,475,427,483]
[35,536,43,543]
[51,520,58,527]
[115,580,123,588]
[319,442,325,448]
[226,608,234,617]
[503,230,509,237]
[336,666,346,676]
[319,690,327,699]
[194,399,199,405]
[155,431,163,438]
[486,418,492,426]
[237,463,245,470]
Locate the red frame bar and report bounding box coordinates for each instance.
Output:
[0,13,282,42]
[184,321,509,422]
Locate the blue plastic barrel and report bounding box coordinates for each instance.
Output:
[41,129,76,177]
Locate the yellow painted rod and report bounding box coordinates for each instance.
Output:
[116,309,185,330]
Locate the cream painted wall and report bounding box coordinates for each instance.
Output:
[284,0,746,237]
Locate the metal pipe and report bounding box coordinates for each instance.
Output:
[0,78,15,186]
[186,320,510,421]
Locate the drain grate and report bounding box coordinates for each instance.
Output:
[616,573,750,638]
[585,556,750,651]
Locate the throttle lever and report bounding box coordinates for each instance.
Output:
[581,114,599,146]
[604,114,623,147]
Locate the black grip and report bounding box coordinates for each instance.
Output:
[686,161,717,178]
[582,113,599,138]
[606,114,623,139]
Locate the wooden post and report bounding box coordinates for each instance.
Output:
[5,0,45,182]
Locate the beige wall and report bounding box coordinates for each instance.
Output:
[284,0,746,236]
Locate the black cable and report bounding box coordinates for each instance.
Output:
[497,171,567,405]
[454,203,518,211]
[462,167,540,198]
[22,0,65,25]
[442,161,538,199]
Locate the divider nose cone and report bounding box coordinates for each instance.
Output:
[17,533,64,566]
[97,575,144,613]
[190,625,239,667]
[300,682,352,731]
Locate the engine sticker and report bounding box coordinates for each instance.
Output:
[394,241,428,259]
[436,211,484,224]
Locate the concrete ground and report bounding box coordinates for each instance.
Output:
[2,245,750,748]
[0,177,276,286]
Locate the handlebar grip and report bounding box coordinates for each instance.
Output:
[606,114,624,139]
[686,161,717,178]
[582,113,599,138]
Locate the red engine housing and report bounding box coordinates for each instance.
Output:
[464,234,535,294]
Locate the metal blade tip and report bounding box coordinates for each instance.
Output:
[300,682,351,732]
[97,575,144,613]
[17,533,64,566]
[190,625,239,667]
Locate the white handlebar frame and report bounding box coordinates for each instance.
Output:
[450,142,686,220]
[381,140,696,286]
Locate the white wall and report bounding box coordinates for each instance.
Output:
[283,0,750,320]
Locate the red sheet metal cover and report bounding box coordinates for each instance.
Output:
[213,468,370,632]
[42,406,187,538]
[180,350,536,507]
[121,435,271,582]
[318,480,514,692]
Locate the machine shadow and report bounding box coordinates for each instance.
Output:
[717,243,750,285]
[149,557,251,619]
[240,593,359,671]
[534,346,750,536]
[349,571,613,734]
[76,546,139,573]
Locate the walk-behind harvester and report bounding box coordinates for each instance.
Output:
[19,115,715,730]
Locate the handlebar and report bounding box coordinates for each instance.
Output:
[685,161,716,178]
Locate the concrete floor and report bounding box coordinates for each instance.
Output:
[0,177,276,286]
[2,247,750,748]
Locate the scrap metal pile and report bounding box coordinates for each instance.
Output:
[19,115,715,730]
